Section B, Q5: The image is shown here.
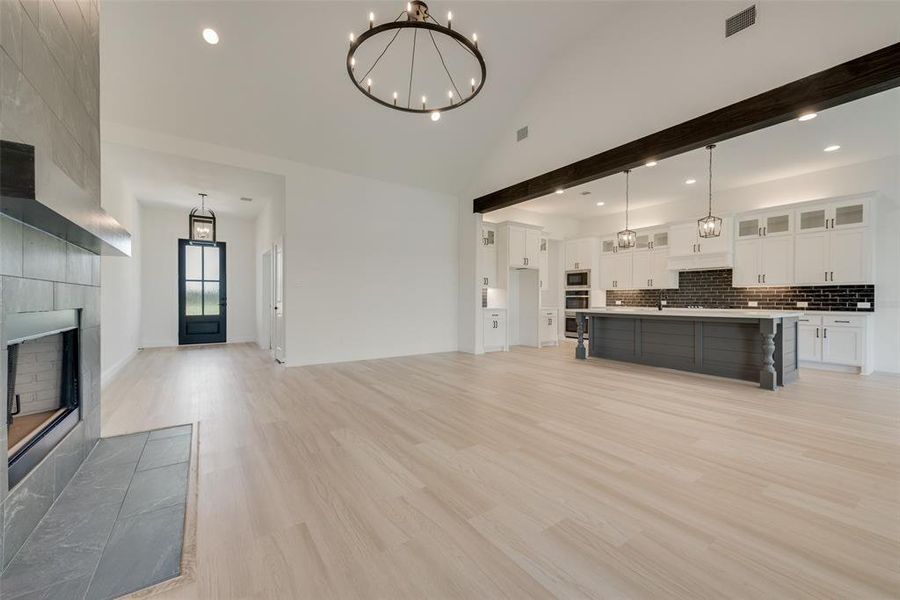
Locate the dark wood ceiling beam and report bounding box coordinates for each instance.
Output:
[473,42,900,213]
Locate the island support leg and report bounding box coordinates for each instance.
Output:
[759,319,777,390]
[576,313,587,359]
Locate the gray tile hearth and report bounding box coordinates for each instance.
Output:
[0,426,191,600]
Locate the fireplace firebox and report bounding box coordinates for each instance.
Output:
[5,309,81,488]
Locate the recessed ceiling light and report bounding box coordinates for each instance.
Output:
[824,144,841,152]
[596,201,605,206]
[202,28,219,45]
[555,188,564,194]
[798,112,817,122]
[645,160,658,167]
[685,178,696,185]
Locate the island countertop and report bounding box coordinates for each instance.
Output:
[574,307,804,319]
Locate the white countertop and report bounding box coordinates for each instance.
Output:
[575,307,804,319]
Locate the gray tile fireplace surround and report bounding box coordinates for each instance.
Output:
[1,213,102,569]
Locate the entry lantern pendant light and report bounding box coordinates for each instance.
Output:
[346,1,486,121]
[189,193,216,243]
[617,169,636,249]
[698,144,723,238]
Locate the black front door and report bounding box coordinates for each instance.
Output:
[178,239,227,345]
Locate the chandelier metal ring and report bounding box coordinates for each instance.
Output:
[346,16,487,115]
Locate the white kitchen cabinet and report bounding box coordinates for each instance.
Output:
[797,198,868,233]
[480,224,498,287]
[733,235,793,286]
[506,225,540,269]
[795,227,869,285]
[540,308,559,346]
[483,309,508,352]
[667,219,733,271]
[539,237,549,290]
[601,252,632,290]
[798,322,822,362]
[737,209,793,240]
[797,313,872,373]
[822,325,863,366]
[565,237,596,271]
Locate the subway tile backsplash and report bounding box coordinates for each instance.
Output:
[606,269,874,312]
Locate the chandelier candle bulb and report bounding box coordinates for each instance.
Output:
[473,33,478,48]
[447,11,452,29]
[392,91,398,105]
[471,78,476,92]
[369,11,375,29]
[367,78,372,93]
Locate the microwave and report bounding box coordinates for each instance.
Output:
[566,270,590,288]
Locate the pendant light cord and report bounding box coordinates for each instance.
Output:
[707,144,714,217]
[624,169,630,229]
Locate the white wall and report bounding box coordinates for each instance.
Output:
[139,204,257,347]
[285,164,459,366]
[100,144,142,385]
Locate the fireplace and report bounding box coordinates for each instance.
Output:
[5,309,81,488]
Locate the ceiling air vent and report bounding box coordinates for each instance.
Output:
[516,126,528,142]
[726,5,756,38]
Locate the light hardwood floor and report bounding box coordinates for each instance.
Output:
[101,342,900,599]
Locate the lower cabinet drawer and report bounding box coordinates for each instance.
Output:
[823,315,865,328]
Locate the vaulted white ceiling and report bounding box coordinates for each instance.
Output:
[100,1,611,195]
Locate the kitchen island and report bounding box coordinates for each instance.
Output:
[575,308,802,390]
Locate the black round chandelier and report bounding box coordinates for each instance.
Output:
[346,1,486,121]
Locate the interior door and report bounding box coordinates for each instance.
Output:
[273,239,285,363]
[178,240,226,345]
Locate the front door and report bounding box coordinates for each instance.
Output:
[178,239,227,345]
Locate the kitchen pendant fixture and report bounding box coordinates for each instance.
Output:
[346,1,486,120]
[697,144,722,238]
[189,193,216,242]
[617,169,636,249]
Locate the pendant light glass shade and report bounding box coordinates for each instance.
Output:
[617,169,636,248]
[698,144,722,238]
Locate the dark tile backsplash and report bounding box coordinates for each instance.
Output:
[606,269,874,312]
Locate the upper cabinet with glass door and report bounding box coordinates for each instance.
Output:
[796,197,868,233]
[736,209,793,239]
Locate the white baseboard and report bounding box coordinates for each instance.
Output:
[101,348,139,389]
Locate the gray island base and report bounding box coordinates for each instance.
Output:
[575,308,801,390]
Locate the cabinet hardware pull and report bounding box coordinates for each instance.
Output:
[483,277,488,286]
[757,274,760,283]
[816,327,819,338]
[824,328,827,339]
[831,218,835,228]
[762,274,766,283]
[763,226,767,236]
[835,320,850,323]
[758,227,761,237]
[830,271,834,281]
[693,244,696,253]
[825,271,828,282]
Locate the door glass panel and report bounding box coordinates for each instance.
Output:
[185,282,202,315]
[653,232,668,247]
[203,246,220,280]
[185,245,202,279]
[800,209,826,230]
[203,282,220,315]
[767,214,790,234]
[635,234,650,249]
[602,240,615,253]
[738,218,760,237]
[835,204,864,226]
